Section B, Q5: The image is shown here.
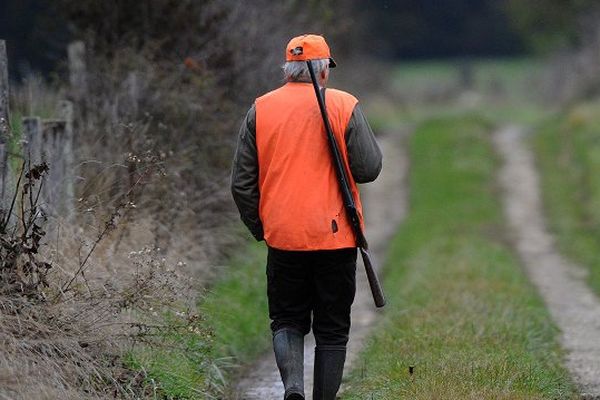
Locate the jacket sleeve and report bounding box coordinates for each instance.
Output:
[345,103,383,183]
[230,104,264,241]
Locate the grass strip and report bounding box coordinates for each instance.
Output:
[128,241,270,398]
[202,241,271,365]
[343,115,575,399]
[533,102,600,296]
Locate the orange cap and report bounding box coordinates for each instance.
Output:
[285,34,337,68]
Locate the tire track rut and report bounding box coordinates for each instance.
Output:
[495,126,600,399]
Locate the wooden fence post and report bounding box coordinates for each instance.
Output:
[127,71,139,117]
[68,41,87,103]
[22,116,42,164]
[41,119,67,216]
[58,100,75,219]
[23,115,73,219]
[0,40,10,205]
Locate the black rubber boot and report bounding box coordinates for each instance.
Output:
[273,328,305,400]
[312,345,346,400]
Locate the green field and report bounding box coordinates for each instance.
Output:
[533,101,600,296]
[365,58,549,133]
[343,116,575,399]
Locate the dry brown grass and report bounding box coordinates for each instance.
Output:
[0,161,205,399]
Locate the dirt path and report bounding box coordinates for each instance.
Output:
[494,126,600,399]
[235,130,410,399]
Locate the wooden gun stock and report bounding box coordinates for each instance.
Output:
[359,247,386,308]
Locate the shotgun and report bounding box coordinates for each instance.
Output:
[306,60,386,308]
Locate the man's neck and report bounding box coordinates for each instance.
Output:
[288,79,327,87]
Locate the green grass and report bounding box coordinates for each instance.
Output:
[202,242,271,365]
[343,116,575,399]
[128,241,270,398]
[391,58,542,101]
[533,101,600,296]
[125,318,216,398]
[10,112,26,178]
[365,58,549,133]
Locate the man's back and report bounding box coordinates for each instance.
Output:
[255,82,360,250]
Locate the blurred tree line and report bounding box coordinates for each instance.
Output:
[505,0,600,103]
[357,0,525,58]
[357,0,600,58]
[4,0,600,78]
[0,0,69,78]
[505,0,600,51]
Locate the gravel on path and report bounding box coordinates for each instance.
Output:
[494,126,600,399]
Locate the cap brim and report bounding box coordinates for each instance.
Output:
[329,57,337,68]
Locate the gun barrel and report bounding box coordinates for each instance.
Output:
[307,60,386,309]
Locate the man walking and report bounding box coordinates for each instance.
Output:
[231,34,382,400]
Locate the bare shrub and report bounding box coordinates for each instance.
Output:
[0,161,210,399]
[1,162,51,299]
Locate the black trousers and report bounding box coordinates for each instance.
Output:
[266,246,357,347]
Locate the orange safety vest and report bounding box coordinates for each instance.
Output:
[255,82,363,250]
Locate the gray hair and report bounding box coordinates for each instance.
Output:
[282,59,329,82]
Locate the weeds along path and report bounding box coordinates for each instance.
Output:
[494,126,600,398]
[235,129,410,399]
